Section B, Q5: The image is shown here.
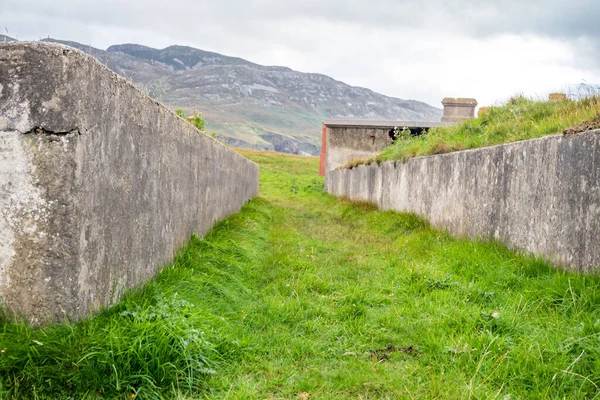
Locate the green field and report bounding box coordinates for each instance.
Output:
[1,150,599,399]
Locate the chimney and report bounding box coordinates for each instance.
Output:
[549,93,567,101]
[441,98,478,123]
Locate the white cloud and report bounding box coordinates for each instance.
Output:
[2,0,599,108]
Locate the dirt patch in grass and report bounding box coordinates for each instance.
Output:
[431,142,454,155]
[369,344,420,361]
[563,112,600,135]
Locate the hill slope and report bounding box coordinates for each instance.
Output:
[38,38,441,154]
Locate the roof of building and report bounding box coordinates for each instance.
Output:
[322,119,456,129]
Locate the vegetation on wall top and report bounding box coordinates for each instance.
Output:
[344,94,600,168]
[176,109,206,132]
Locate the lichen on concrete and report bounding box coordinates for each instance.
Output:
[0,41,259,324]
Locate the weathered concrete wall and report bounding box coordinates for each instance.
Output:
[0,42,259,324]
[321,119,455,175]
[327,131,600,271]
[441,98,477,122]
[326,126,390,171]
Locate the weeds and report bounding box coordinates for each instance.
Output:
[1,150,599,398]
[375,95,600,164]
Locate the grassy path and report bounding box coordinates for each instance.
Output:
[1,150,600,399]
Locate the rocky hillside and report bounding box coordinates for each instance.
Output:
[37,38,442,154]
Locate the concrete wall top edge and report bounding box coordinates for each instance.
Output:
[326,127,600,271]
[0,41,258,169]
[0,40,260,323]
[441,98,478,105]
[323,119,455,129]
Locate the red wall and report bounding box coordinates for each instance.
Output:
[319,123,327,176]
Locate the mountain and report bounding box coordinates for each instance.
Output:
[0,35,16,42]
[31,38,442,154]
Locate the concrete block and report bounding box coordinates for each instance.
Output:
[441,98,477,123]
[549,93,567,101]
[0,42,259,324]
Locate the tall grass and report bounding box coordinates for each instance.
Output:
[378,96,600,163]
[0,203,271,399]
[1,149,599,398]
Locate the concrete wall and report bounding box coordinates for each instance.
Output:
[320,119,455,175]
[441,98,477,122]
[0,42,259,324]
[326,126,391,171]
[327,131,600,271]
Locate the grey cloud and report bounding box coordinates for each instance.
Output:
[1,0,599,106]
[459,0,600,40]
[4,0,599,46]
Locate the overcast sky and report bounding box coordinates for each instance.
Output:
[3,0,599,108]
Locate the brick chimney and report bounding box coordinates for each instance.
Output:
[441,98,478,123]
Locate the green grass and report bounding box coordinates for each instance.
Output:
[349,96,600,166]
[1,150,600,398]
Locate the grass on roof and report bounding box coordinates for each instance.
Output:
[345,95,600,168]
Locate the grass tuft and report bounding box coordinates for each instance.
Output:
[373,95,600,164]
[1,149,599,398]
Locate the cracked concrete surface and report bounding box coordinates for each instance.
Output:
[22,127,81,136]
[0,41,259,324]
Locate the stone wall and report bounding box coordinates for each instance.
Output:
[326,126,391,171]
[327,131,600,271]
[321,119,454,175]
[0,42,259,324]
[441,98,477,122]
